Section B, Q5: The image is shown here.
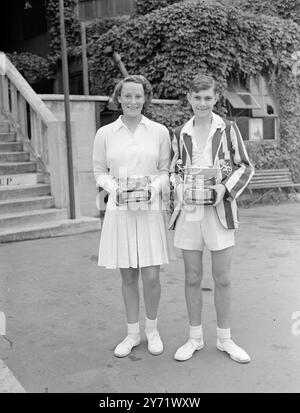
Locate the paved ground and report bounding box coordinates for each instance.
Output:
[0,202,300,393]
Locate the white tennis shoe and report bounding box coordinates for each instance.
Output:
[217,338,251,363]
[146,330,164,355]
[174,338,205,361]
[114,335,141,358]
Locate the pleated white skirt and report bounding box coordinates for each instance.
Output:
[98,203,174,269]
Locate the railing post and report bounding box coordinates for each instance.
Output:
[40,122,49,170]
[17,94,28,141]
[30,108,42,161]
[10,83,18,124]
[0,75,10,115]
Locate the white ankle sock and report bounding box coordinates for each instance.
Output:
[127,322,140,338]
[189,325,203,341]
[217,327,231,340]
[145,317,158,334]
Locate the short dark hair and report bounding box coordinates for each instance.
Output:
[112,75,153,109]
[188,73,217,94]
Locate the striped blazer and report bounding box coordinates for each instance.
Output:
[168,116,255,230]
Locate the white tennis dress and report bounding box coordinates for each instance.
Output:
[93,115,173,269]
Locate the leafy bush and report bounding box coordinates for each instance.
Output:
[6,52,55,83]
[86,16,130,39]
[134,0,183,16]
[146,102,191,128]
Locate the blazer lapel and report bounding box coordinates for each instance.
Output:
[182,133,193,167]
[211,128,223,165]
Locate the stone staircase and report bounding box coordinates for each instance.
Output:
[0,119,99,242]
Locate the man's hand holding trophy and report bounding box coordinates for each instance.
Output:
[176,160,222,206]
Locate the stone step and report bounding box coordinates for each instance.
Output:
[0,173,37,186]
[0,152,30,162]
[0,216,100,243]
[0,195,54,214]
[0,162,37,175]
[0,132,16,142]
[0,184,51,201]
[0,142,23,152]
[0,208,68,231]
[0,122,10,132]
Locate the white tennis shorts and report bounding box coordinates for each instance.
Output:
[174,205,235,251]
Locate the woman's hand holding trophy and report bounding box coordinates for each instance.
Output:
[114,176,152,205]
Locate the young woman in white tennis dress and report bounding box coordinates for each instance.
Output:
[93,75,172,358]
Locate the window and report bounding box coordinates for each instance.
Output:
[235,117,249,141]
[225,85,260,111]
[249,118,263,141]
[263,117,277,141]
[226,75,278,142]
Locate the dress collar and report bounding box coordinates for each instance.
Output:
[112,115,150,133]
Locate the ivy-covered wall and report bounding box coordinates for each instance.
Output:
[134,0,183,16]
[87,0,300,180]
[85,16,130,38]
[223,0,300,181]
[5,0,300,181]
[88,1,300,99]
[45,0,80,57]
[227,0,300,25]
[249,75,300,182]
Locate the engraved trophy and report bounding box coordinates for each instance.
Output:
[176,161,219,205]
[117,176,151,203]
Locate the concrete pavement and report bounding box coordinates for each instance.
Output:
[0,202,300,393]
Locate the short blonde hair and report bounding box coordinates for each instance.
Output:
[112,75,153,110]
